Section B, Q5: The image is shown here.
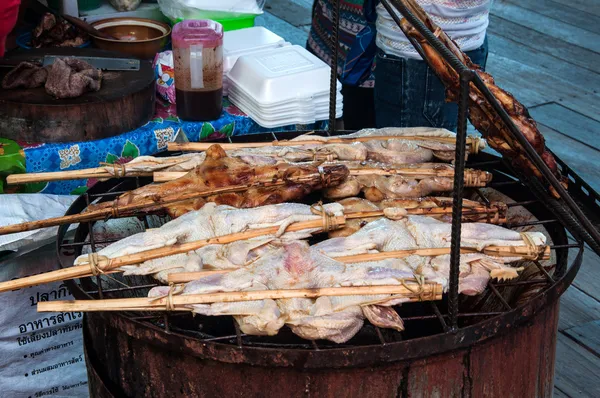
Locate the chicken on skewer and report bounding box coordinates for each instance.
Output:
[74,202,346,283]
[331,197,507,237]
[324,163,491,200]
[84,144,349,219]
[148,218,545,342]
[7,127,485,185]
[389,0,565,194]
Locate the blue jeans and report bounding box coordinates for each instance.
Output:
[374,36,489,131]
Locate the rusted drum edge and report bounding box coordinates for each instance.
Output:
[83,300,561,397]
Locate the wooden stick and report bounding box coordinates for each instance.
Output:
[6,168,153,185]
[154,168,492,185]
[0,172,327,236]
[167,135,480,152]
[37,283,444,312]
[0,216,347,294]
[167,244,550,283]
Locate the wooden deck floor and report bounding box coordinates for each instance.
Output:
[257,1,600,396]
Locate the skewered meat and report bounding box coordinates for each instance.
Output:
[395,0,565,194]
[324,163,491,200]
[75,202,345,283]
[290,126,484,163]
[332,196,507,237]
[97,127,483,178]
[313,216,546,294]
[148,217,544,342]
[86,144,348,218]
[149,240,415,342]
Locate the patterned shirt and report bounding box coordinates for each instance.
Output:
[308,0,376,88]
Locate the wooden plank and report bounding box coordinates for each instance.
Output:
[255,12,309,46]
[486,54,600,120]
[538,125,600,192]
[554,333,600,397]
[552,0,600,18]
[553,387,570,398]
[558,286,600,331]
[488,15,600,74]
[491,2,600,53]
[488,34,600,95]
[529,103,600,152]
[264,0,312,28]
[565,320,600,356]
[568,245,600,302]
[505,0,600,34]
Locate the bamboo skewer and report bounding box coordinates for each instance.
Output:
[0,172,330,236]
[167,135,482,152]
[167,244,550,284]
[37,283,444,312]
[0,216,347,294]
[6,168,153,185]
[153,167,492,184]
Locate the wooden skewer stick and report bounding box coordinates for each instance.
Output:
[154,168,493,185]
[38,283,444,312]
[167,135,481,152]
[6,168,153,185]
[167,244,550,283]
[0,215,347,294]
[0,172,329,237]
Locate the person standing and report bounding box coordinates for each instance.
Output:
[373,0,491,131]
[0,0,20,57]
[307,0,377,130]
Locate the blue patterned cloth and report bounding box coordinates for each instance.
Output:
[22,98,327,195]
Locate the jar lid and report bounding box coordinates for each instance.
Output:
[172,20,224,49]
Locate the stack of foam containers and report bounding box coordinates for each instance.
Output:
[223,27,291,96]
[227,45,343,128]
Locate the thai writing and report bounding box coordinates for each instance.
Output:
[34,387,59,397]
[18,311,83,334]
[16,322,83,346]
[30,355,83,376]
[29,340,75,359]
[30,283,71,306]
[62,380,88,391]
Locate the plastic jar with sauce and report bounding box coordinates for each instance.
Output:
[172,20,224,121]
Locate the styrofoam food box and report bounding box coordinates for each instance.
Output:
[229,91,342,122]
[228,85,342,114]
[227,45,343,107]
[229,92,342,128]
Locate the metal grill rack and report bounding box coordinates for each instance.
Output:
[56,129,586,352]
[55,0,600,358]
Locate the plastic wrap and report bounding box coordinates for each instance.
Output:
[158,0,265,21]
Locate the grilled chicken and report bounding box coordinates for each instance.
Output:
[86,144,348,218]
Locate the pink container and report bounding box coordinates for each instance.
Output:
[172,20,224,121]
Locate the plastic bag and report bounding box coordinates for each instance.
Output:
[153,51,176,104]
[158,0,265,22]
[109,0,142,12]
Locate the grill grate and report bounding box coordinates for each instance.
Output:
[55,129,586,351]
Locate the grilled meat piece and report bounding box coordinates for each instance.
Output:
[396,0,565,195]
[86,144,349,218]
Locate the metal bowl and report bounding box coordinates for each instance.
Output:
[90,17,171,59]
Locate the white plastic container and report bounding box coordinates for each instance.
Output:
[227,45,342,106]
[223,27,288,71]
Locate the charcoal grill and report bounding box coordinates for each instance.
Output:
[55,1,600,396]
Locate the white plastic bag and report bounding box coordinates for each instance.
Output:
[158,0,265,21]
[109,0,142,11]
